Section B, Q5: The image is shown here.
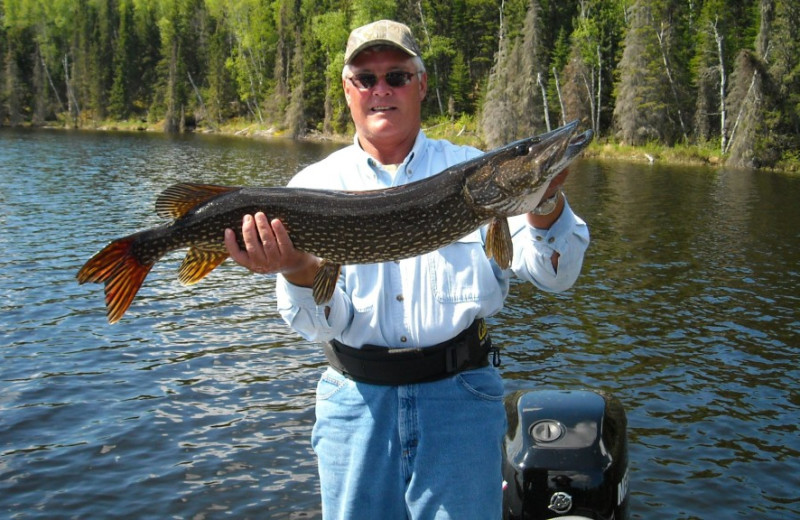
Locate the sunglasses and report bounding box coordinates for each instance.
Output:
[348,71,417,90]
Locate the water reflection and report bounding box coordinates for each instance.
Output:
[1,129,798,518]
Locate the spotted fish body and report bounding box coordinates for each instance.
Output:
[77,121,592,323]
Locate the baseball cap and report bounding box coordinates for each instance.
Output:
[344,20,421,64]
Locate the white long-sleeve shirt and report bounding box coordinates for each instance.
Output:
[276,131,589,348]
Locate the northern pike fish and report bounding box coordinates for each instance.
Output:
[77,120,592,323]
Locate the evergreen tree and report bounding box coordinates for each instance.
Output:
[727,0,799,168]
[561,41,593,128]
[0,0,797,168]
[725,0,770,167]
[447,50,470,116]
[765,0,800,164]
[109,0,135,119]
[481,0,550,146]
[0,6,6,125]
[517,0,548,134]
[481,18,516,147]
[613,0,679,145]
[563,0,626,134]
[284,33,305,137]
[204,14,235,125]
[311,8,349,134]
[3,36,26,125]
[724,49,767,167]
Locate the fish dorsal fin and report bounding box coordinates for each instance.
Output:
[485,217,513,270]
[155,183,239,219]
[178,247,229,285]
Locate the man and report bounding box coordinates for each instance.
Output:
[225,20,589,520]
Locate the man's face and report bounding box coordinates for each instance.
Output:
[343,48,427,148]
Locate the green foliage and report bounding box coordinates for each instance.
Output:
[350,0,396,28]
[1,0,798,170]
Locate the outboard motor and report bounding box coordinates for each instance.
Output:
[502,389,629,520]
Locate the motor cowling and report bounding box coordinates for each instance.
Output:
[502,389,629,520]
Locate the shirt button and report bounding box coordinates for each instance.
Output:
[396,294,404,302]
[548,237,555,244]
[535,235,543,241]
[400,336,408,343]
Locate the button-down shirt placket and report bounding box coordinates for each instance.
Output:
[275,131,590,348]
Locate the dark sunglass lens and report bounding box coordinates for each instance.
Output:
[385,71,413,87]
[353,73,377,89]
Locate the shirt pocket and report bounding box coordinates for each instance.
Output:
[345,264,379,313]
[427,230,500,303]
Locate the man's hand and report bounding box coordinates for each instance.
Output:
[528,168,571,271]
[542,168,569,201]
[529,169,569,229]
[224,212,319,287]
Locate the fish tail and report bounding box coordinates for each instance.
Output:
[77,237,154,324]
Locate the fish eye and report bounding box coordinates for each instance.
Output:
[516,144,530,156]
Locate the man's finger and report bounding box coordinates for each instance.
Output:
[241,214,263,256]
[224,228,248,265]
[271,219,294,254]
[254,212,276,247]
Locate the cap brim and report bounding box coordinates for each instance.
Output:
[345,41,418,64]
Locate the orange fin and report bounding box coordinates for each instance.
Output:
[312,260,341,305]
[155,183,239,219]
[485,217,513,270]
[178,247,228,285]
[77,237,154,323]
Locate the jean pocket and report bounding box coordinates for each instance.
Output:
[316,368,350,401]
[456,367,504,401]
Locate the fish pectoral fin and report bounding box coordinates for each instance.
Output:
[156,183,240,219]
[178,247,229,285]
[312,260,341,305]
[485,218,513,270]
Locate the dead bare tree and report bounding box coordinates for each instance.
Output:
[710,17,727,152]
[536,72,551,131]
[553,67,566,126]
[653,18,688,142]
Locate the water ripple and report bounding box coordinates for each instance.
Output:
[2,131,799,518]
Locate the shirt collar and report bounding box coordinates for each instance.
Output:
[352,130,428,178]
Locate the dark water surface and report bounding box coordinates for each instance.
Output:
[1,128,798,519]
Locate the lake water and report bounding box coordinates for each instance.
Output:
[1,128,798,519]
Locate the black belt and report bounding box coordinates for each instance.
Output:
[324,319,500,385]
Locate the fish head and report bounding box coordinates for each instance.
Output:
[466,121,593,217]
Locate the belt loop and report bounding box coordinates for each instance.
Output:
[445,343,468,373]
[445,345,457,373]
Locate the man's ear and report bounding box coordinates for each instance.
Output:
[342,78,352,105]
[419,72,428,101]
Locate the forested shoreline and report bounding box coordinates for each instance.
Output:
[2,0,798,171]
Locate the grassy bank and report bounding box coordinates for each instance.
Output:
[419,116,728,168]
[17,115,800,173]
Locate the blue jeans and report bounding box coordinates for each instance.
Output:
[311,365,507,520]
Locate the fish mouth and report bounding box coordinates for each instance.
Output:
[548,128,594,173]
